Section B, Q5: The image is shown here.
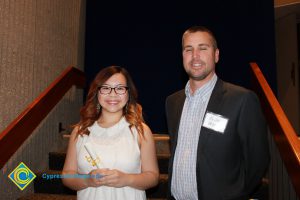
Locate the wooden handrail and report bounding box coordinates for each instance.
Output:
[0,66,85,169]
[250,62,300,196]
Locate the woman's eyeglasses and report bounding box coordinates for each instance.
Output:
[98,85,128,95]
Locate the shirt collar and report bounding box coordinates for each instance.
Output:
[185,73,218,100]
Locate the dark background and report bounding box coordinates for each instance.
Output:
[84,0,276,133]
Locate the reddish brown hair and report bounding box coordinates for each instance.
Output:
[76,66,144,137]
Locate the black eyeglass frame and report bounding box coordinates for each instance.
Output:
[97,85,129,95]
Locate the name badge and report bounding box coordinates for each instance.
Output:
[202,112,229,133]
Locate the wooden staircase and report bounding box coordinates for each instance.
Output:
[18,134,170,200]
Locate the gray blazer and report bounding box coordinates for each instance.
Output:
[165,79,270,200]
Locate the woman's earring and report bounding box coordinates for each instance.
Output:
[125,103,128,114]
[96,104,101,113]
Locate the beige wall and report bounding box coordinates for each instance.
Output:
[0,0,86,199]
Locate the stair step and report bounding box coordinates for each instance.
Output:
[49,152,169,173]
[157,154,169,174]
[153,134,170,155]
[49,152,66,171]
[62,133,170,155]
[18,193,166,200]
[49,133,170,173]
[34,171,76,195]
[18,194,76,200]
[34,170,168,198]
[30,134,170,199]
[146,174,168,199]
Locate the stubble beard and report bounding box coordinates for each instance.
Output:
[186,66,209,81]
[189,72,208,81]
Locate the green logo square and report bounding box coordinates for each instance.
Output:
[8,162,36,190]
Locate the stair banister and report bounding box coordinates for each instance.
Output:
[0,66,85,169]
[250,62,300,198]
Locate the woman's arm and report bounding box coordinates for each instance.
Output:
[126,123,159,189]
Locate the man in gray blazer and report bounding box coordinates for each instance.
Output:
[165,26,270,200]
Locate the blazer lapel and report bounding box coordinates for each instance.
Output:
[196,79,226,199]
[206,79,225,113]
[198,79,226,150]
[172,90,186,147]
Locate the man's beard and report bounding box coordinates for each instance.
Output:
[186,68,209,81]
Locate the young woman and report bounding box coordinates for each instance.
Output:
[62,66,159,200]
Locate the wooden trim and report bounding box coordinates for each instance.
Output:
[0,66,85,169]
[250,62,300,196]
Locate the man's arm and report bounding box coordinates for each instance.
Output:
[237,91,270,194]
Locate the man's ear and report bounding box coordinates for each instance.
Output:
[215,48,220,63]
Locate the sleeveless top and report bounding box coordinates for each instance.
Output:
[76,117,146,200]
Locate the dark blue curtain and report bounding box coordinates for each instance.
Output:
[84,0,276,133]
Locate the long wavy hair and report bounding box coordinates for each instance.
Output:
[76,66,144,137]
